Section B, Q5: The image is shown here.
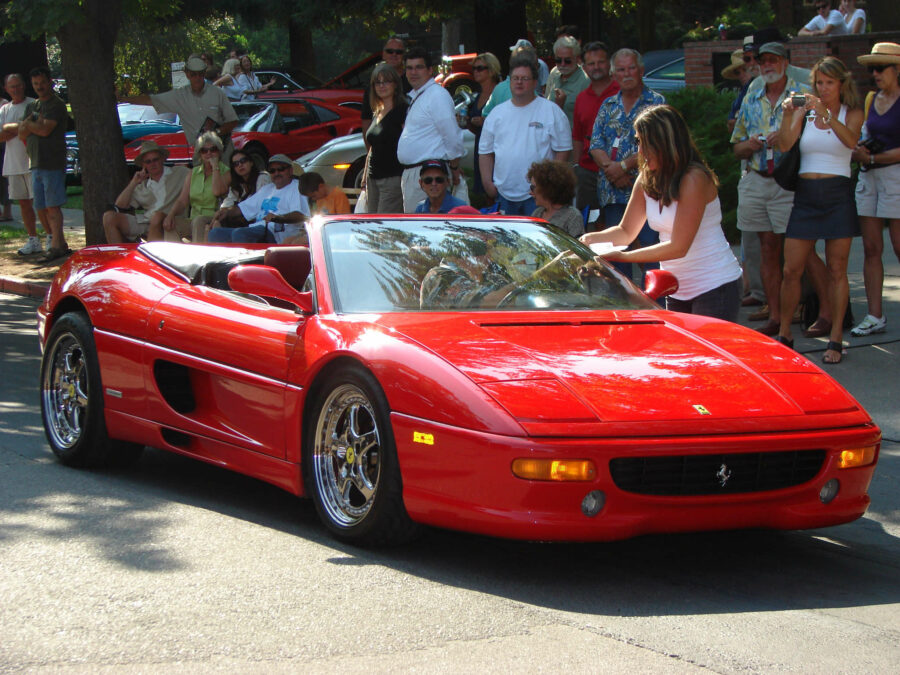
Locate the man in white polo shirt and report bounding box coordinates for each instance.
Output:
[396,46,467,213]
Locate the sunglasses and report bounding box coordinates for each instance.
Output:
[528,183,537,192]
[422,176,446,185]
[868,64,892,73]
[374,80,393,86]
[511,76,533,83]
[384,48,405,55]
[232,157,249,167]
[557,57,575,65]
[269,165,291,173]
[199,146,218,154]
[742,55,757,63]
[472,65,488,72]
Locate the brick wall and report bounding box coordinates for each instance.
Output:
[685,31,900,95]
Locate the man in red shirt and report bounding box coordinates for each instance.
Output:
[571,41,619,229]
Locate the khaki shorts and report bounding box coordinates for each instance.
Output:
[119,213,151,238]
[6,173,33,201]
[736,171,794,234]
[855,163,900,219]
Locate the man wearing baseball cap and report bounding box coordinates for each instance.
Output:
[120,54,239,158]
[208,154,310,244]
[414,160,466,214]
[731,42,811,336]
[102,140,189,243]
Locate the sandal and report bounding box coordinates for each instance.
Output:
[803,318,832,338]
[773,334,794,349]
[822,340,844,365]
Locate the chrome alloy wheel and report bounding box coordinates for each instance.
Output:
[42,333,89,449]
[312,384,383,527]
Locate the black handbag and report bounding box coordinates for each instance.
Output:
[772,136,801,191]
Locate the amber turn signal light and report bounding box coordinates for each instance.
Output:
[332,163,352,170]
[838,446,876,469]
[511,458,597,481]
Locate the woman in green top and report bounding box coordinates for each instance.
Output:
[152,131,230,242]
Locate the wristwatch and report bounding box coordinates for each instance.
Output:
[620,160,628,172]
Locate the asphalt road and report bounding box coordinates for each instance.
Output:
[1,292,898,673]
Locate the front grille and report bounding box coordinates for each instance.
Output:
[609,450,827,496]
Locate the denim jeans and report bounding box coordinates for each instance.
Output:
[665,277,742,322]
[208,224,276,243]
[498,195,535,216]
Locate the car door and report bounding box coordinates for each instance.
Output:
[142,285,305,459]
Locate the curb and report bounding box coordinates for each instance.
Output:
[0,275,50,299]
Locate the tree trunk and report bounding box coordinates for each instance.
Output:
[474,0,527,76]
[57,0,127,245]
[289,19,315,77]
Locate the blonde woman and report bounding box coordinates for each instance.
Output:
[467,52,501,195]
[214,58,244,101]
[775,56,863,363]
[150,131,230,242]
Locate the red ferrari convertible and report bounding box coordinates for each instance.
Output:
[37,216,880,545]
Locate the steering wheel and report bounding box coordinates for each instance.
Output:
[497,284,533,308]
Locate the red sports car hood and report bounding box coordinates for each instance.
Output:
[377,312,870,435]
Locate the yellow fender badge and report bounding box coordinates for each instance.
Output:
[693,404,711,415]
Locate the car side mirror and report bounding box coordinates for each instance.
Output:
[643,269,678,300]
[227,264,314,313]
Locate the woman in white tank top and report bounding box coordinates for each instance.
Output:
[581,104,742,321]
[775,56,863,364]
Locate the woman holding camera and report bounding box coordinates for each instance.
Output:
[849,43,900,338]
[775,56,862,363]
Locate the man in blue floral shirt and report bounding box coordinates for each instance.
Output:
[730,42,811,336]
[589,48,665,280]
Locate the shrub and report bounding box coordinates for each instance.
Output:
[667,86,742,243]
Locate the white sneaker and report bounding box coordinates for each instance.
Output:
[850,314,886,337]
[17,236,43,255]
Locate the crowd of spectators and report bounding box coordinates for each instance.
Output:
[1,20,899,356]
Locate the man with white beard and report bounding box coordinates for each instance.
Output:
[730,42,811,336]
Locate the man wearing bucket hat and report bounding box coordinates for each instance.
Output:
[102,140,189,243]
[120,54,239,159]
[849,43,900,337]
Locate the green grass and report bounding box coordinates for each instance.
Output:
[65,185,83,210]
[0,225,25,241]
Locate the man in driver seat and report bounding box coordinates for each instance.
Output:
[419,235,513,308]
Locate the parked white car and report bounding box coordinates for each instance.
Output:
[296,130,477,188]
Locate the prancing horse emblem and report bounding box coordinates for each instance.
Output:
[693,404,711,415]
[716,464,732,487]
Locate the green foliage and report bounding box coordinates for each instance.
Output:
[666,86,741,243]
[1,0,178,41]
[681,0,774,42]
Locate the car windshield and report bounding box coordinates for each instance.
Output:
[322,218,656,313]
[233,103,273,132]
[117,104,176,124]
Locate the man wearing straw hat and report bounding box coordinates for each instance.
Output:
[102,140,188,243]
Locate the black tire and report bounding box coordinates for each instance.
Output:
[304,364,419,546]
[40,312,143,468]
[343,156,366,189]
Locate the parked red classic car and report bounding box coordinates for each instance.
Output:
[435,52,479,98]
[38,215,880,546]
[256,53,382,108]
[123,98,361,169]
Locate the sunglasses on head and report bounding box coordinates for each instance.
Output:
[868,64,892,73]
[422,176,446,185]
[384,48,405,55]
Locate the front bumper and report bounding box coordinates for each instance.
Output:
[392,413,880,541]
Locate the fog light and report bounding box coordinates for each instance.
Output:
[838,446,876,469]
[511,458,596,481]
[582,490,606,517]
[819,479,840,504]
